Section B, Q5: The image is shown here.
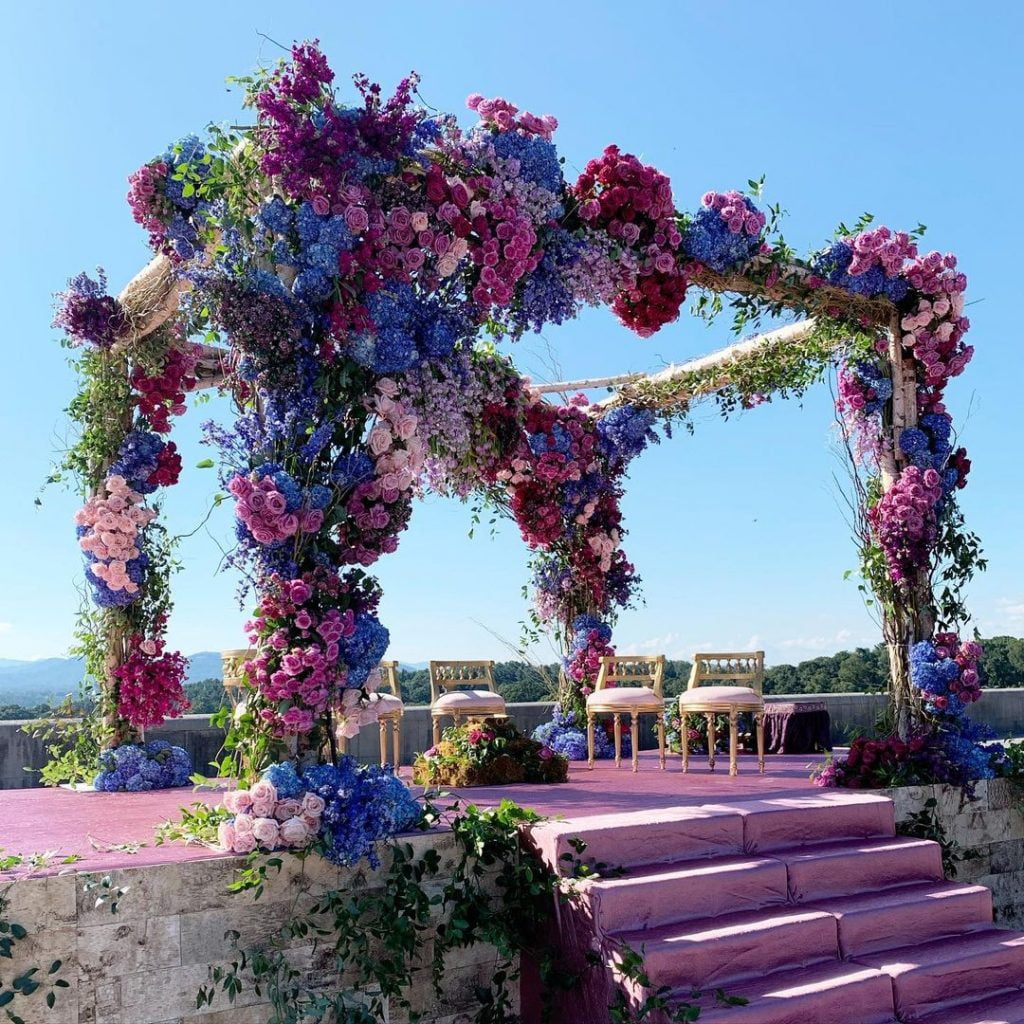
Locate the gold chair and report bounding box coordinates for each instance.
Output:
[372,660,404,766]
[586,654,667,772]
[429,660,507,746]
[678,652,766,776]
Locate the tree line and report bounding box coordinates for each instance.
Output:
[2,636,1023,719]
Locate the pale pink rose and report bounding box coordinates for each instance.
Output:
[252,817,281,849]
[301,812,321,831]
[274,798,303,822]
[376,377,399,398]
[312,195,330,216]
[251,797,275,818]
[217,821,236,851]
[231,830,257,855]
[301,793,326,817]
[279,816,310,848]
[410,211,429,232]
[140,639,157,656]
[233,813,255,836]
[250,779,277,807]
[368,426,392,456]
[395,414,418,440]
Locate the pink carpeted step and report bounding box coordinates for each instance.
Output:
[526,805,744,873]
[702,792,896,853]
[584,854,788,933]
[612,906,839,990]
[682,960,898,1024]
[911,986,1024,1024]
[804,880,993,957]
[782,836,943,902]
[853,928,1024,1021]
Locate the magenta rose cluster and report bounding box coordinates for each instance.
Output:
[218,777,325,854]
[868,465,944,586]
[113,625,190,729]
[229,472,323,545]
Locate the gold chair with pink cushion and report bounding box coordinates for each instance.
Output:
[586,654,667,772]
[429,660,506,746]
[678,651,766,776]
[371,659,404,766]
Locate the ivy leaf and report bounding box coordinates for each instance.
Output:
[195,459,215,469]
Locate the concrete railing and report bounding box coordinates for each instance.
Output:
[3,690,1024,789]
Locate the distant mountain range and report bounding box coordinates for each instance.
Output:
[0,654,429,707]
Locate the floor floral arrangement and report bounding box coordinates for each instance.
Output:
[413,718,568,787]
[531,703,630,761]
[93,739,192,792]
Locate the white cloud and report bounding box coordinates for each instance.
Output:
[0,622,12,635]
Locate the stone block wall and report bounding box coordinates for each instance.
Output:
[889,778,1024,928]
[2,832,514,1024]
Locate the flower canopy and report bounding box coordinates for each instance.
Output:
[53,41,982,778]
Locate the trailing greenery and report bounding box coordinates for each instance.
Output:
[0,884,70,1021]
[196,799,578,1023]
[895,797,979,878]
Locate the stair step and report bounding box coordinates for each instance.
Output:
[782,836,943,902]
[683,960,897,1024]
[584,854,787,933]
[853,928,1024,1021]
[912,986,1024,1023]
[703,793,896,853]
[527,805,743,872]
[613,906,838,990]
[804,881,993,956]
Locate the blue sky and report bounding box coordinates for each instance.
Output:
[3,1,1022,666]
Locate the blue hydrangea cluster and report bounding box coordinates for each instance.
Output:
[531,704,617,760]
[263,760,307,798]
[352,285,472,372]
[491,131,564,195]
[252,463,304,511]
[597,405,659,470]
[681,198,763,273]
[110,429,165,493]
[302,756,422,867]
[93,740,192,791]
[570,614,612,648]
[811,240,909,301]
[910,640,966,717]
[262,199,355,304]
[339,611,390,689]
[331,451,375,489]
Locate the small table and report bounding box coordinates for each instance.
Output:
[762,701,832,754]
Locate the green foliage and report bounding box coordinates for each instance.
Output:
[21,690,102,787]
[154,801,232,847]
[0,888,69,1020]
[184,677,229,714]
[896,797,978,878]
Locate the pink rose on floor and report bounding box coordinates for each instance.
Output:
[279,816,310,848]
[252,817,281,848]
[231,830,257,855]
[301,793,326,817]
[251,797,275,818]
[233,813,255,836]
[274,798,303,822]
[217,821,236,851]
[250,779,277,805]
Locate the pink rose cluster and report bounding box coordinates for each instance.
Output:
[244,574,358,736]
[126,160,172,253]
[869,465,944,584]
[76,475,156,596]
[466,93,559,140]
[934,632,983,708]
[701,190,767,238]
[114,629,190,729]
[900,256,972,391]
[217,780,325,854]
[228,473,323,545]
[846,226,918,277]
[338,381,424,567]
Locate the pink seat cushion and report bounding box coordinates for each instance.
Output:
[588,687,663,710]
[679,686,761,705]
[433,689,506,712]
[371,693,403,715]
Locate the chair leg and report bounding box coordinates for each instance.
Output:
[338,734,348,756]
[613,714,622,768]
[587,712,595,769]
[379,719,388,766]
[756,710,766,774]
[432,715,441,748]
[393,717,402,769]
[630,713,639,773]
[657,715,666,770]
[728,708,739,777]
[707,713,717,772]
[680,710,689,773]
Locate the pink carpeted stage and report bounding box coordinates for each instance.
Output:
[0,751,816,877]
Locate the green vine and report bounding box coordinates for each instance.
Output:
[0,886,69,1021]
